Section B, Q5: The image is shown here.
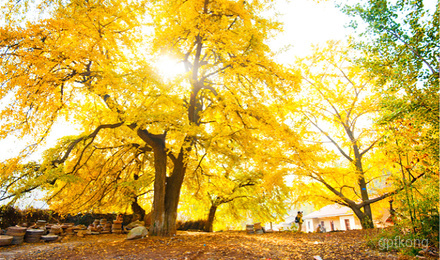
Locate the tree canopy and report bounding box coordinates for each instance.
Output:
[0,0,437,239]
[0,0,298,236]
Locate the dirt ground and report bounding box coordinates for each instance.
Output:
[0,229,429,260]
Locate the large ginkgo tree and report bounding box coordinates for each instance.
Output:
[0,0,297,236]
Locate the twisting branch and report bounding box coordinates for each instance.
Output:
[52,122,124,166]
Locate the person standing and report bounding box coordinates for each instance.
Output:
[295,211,303,232]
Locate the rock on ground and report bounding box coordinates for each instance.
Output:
[126,226,148,240]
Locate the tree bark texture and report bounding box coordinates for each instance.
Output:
[148,138,190,236]
[148,139,168,236]
[346,126,374,229]
[206,205,218,232]
[131,197,146,220]
[163,147,187,236]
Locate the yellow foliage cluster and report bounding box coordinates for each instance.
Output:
[0,0,299,224]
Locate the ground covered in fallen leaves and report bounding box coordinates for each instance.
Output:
[0,229,428,259]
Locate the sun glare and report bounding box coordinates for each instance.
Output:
[156,56,186,81]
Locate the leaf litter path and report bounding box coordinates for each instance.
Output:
[0,230,418,260]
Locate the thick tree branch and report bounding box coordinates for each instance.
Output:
[309,174,358,209]
[357,171,427,208]
[52,122,124,166]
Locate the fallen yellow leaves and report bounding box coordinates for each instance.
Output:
[0,229,425,259]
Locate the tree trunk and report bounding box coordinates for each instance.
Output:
[348,127,374,229]
[131,196,146,220]
[131,173,146,220]
[357,176,374,228]
[148,141,189,236]
[146,31,202,235]
[349,204,373,229]
[206,204,218,232]
[163,148,187,236]
[148,140,168,236]
[144,211,152,227]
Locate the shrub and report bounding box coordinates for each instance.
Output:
[177,219,208,231]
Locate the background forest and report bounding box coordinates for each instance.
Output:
[0,0,438,251]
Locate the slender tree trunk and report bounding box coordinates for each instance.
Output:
[355,147,373,228]
[206,204,218,232]
[349,128,374,229]
[399,152,417,233]
[357,176,374,228]
[131,173,146,220]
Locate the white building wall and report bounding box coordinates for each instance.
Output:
[305,219,316,233]
[305,215,362,232]
[319,216,341,231]
[339,216,357,231]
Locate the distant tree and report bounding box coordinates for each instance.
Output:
[287,42,425,229]
[181,133,290,232]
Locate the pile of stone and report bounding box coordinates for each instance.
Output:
[62,223,75,235]
[100,219,112,234]
[0,215,131,247]
[87,219,103,234]
[254,222,264,234]
[35,220,47,229]
[24,219,56,243]
[5,226,27,245]
[47,224,63,235]
[24,229,45,243]
[246,222,265,234]
[246,224,254,234]
[112,220,123,234]
[0,235,13,246]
